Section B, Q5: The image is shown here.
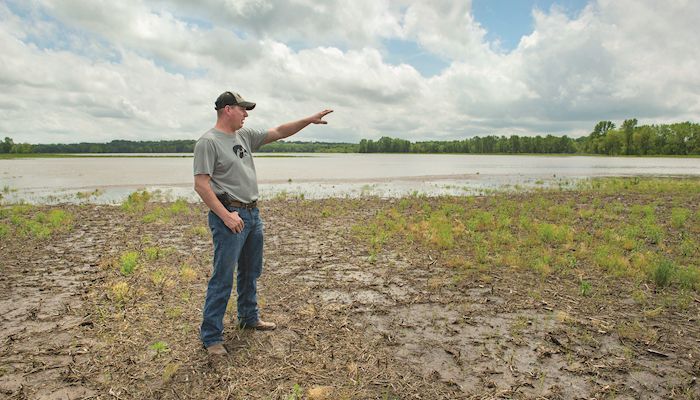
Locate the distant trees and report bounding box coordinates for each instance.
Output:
[260,140,357,153]
[359,137,410,153]
[580,121,700,156]
[0,138,357,154]
[1,137,14,153]
[1,136,33,153]
[622,119,638,155]
[359,135,577,154]
[2,120,699,156]
[28,140,196,153]
[357,121,699,155]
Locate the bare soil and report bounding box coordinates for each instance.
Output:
[1,194,699,399]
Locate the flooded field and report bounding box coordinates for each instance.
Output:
[2,153,699,204]
[1,177,699,399]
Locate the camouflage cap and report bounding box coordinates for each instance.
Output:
[214,91,256,111]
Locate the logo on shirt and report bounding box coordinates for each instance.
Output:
[232,144,249,159]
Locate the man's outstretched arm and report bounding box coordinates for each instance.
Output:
[264,109,333,144]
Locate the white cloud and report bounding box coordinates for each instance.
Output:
[157,0,405,48]
[0,0,698,144]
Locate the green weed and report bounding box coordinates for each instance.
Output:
[640,221,663,244]
[549,203,574,220]
[675,266,700,291]
[579,280,592,297]
[25,220,51,238]
[189,225,208,237]
[651,258,675,288]
[179,264,197,282]
[531,253,552,276]
[466,211,495,231]
[111,281,130,302]
[679,238,698,258]
[143,199,192,223]
[144,246,163,261]
[169,198,190,215]
[536,223,572,245]
[122,190,151,213]
[47,209,72,228]
[12,209,73,238]
[593,246,629,276]
[582,177,700,195]
[670,207,691,228]
[354,178,700,300]
[630,204,655,221]
[149,341,170,354]
[119,251,139,276]
[151,269,167,286]
[287,384,303,400]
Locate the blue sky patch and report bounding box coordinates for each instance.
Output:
[472,0,590,51]
[382,38,450,77]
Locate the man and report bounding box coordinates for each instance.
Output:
[193,91,332,356]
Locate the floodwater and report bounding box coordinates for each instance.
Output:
[1,153,699,204]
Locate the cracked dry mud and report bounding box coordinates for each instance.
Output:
[1,196,699,399]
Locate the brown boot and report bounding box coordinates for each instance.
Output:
[206,343,228,356]
[241,319,277,331]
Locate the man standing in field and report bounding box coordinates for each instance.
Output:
[193,91,332,356]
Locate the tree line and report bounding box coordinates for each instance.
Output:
[0,137,356,154]
[359,120,700,155]
[2,120,699,155]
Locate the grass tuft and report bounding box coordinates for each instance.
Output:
[122,190,151,213]
[149,341,170,354]
[670,207,691,228]
[651,258,675,288]
[119,251,139,276]
[179,264,197,282]
[579,280,592,297]
[111,281,130,302]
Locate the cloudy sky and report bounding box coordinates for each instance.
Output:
[1,0,698,144]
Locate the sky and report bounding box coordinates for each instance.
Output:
[1,0,699,145]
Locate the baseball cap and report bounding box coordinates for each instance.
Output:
[214,91,256,110]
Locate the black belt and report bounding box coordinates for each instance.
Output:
[216,194,257,209]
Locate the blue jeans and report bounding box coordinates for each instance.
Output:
[200,206,264,348]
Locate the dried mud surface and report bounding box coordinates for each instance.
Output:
[1,195,699,399]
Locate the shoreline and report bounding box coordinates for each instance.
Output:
[4,175,700,207]
[3,152,700,159]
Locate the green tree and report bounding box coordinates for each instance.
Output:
[602,130,625,155]
[632,126,653,155]
[11,142,33,154]
[591,121,615,137]
[1,137,14,153]
[622,118,637,155]
[358,139,368,153]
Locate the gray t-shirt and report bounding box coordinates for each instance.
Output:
[193,127,268,203]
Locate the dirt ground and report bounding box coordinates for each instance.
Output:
[1,192,699,399]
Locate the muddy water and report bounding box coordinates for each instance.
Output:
[2,154,699,204]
